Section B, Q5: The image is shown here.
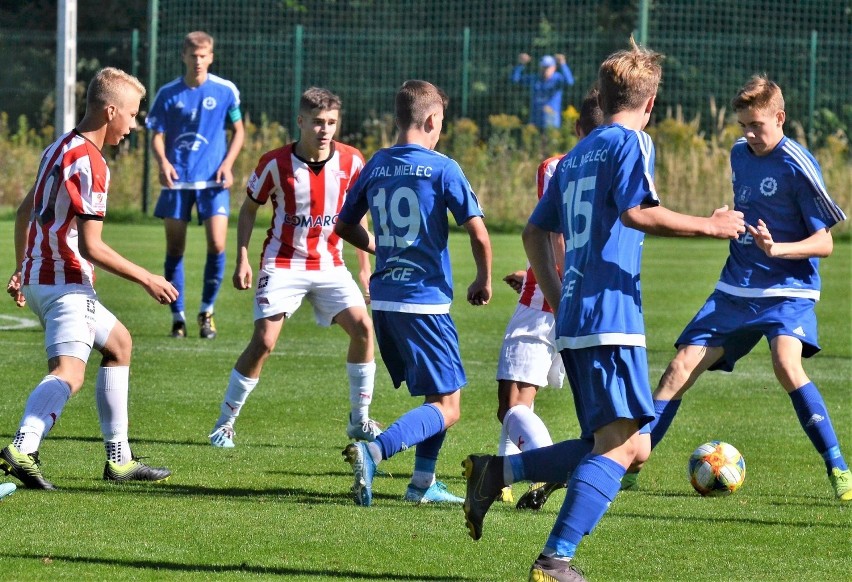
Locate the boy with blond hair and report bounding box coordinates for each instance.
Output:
[4,68,176,489]
[462,40,744,581]
[621,75,850,501]
[336,80,492,506]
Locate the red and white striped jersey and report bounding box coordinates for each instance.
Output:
[22,130,109,287]
[247,142,365,270]
[518,155,562,312]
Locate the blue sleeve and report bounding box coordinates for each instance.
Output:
[145,88,167,133]
[612,132,659,213]
[529,174,562,233]
[558,63,575,86]
[339,172,369,225]
[511,65,535,86]
[443,161,483,225]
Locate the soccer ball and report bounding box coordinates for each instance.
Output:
[687,441,746,496]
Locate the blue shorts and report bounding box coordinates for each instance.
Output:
[676,291,820,372]
[373,311,467,397]
[154,188,230,224]
[561,345,654,439]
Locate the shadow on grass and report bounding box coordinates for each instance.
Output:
[0,553,474,580]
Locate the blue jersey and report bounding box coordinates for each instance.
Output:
[529,124,659,349]
[146,74,241,188]
[338,144,483,312]
[511,63,575,129]
[718,136,846,300]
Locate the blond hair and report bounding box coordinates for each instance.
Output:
[731,74,785,113]
[395,80,448,129]
[598,37,664,116]
[86,67,146,109]
[183,30,214,53]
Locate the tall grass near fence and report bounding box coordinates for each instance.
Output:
[1,109,849,233]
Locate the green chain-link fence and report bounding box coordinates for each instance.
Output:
[147,0,849,142]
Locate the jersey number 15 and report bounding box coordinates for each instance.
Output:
[562,177,594,251]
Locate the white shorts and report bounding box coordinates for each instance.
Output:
[253,266,367,326]
[496,303,564,389]
[23,283,117,361]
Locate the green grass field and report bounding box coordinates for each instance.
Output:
[0,220,849,581]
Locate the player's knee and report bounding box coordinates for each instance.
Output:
[657,357,694,397]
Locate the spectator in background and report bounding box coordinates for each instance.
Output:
[510,52,575,130]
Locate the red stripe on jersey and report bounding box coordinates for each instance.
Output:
[519,155,563,313]
[249,142,365,271]
[23,131,107,286]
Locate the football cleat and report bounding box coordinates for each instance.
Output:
[516,481,565,511]
[0,482,17,500]
[404,481,464,504]
[0,445,56,490]
[103,458,171,483]
[529,554,587,582]
[342,442,376,506]
[829,467,852,502]
[170,320,187,338]
[461,454,504,541]
[346,418,383,442]
[198,312,217,339]
[499,486,515,504]
[620,471,639,491]
[209,425,236,448]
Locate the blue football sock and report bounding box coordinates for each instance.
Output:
[412,430,447,488]
[164,255,185,315]
[789,382,847,473]
[546,455,625,558]
[513,438,594,484]
[376,403,445,460]
[201,251,226,312]
[650,399,682,449]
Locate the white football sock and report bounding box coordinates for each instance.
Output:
[14,375,72,455]
[498,419,522,456]
[96,366,132,465]
[347,361,376,424]
[504,404,553,451]
[216,369,259,428]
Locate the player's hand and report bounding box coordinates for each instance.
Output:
[555,53,566,65]
[467,279,492,306]
[6,271,26,307]
[518,52,531,65]
[232,261,253,290]
[502,271,526,294]
[746,219,776,256]
[144,274,179,305]
[216,166,234,189]
[158,163,178,188]
[708,205,745,239]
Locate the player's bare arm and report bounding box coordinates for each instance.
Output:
[622,203,745,239]
[215,119,246,188]
[747,220,833,260]
[463,216,492,306]
[334,218,376,255]
[77,217,178,304]
[151,132,178,188]
[232,196,260,290]
[354,216,373,301]
[6,185,35,307]
[522,222,562,311]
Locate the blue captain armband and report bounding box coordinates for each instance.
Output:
[228,106,242,124]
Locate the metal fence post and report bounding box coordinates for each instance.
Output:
[462,27,470,118]
[808,30,817,148]
[292,24,304,138]
[142,0,159,214]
